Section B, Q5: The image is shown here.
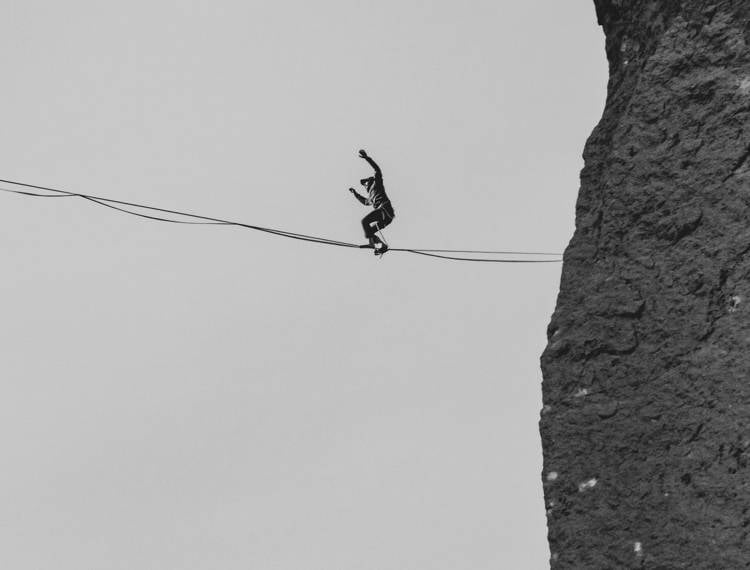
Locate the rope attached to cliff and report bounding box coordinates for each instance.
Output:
[0,177,562,264]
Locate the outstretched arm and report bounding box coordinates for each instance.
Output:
[359,149,382,177]
[349,187,370,206]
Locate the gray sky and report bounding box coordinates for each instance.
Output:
[2,2,605,568]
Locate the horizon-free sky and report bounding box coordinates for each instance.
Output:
[2,2,606,568]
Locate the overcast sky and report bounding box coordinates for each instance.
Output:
[2,2,606,568]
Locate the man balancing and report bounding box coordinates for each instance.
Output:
[348,149,395,254]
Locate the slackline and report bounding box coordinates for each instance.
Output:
[0,178,562,264]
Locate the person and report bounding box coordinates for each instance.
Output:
[348,149,395,253]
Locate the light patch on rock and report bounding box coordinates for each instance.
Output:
[729,295,742,312]
[740,78,750,95]
[547,471,559,482]
[578,478,598,492]
[542,404,552,415]
[573,388,589,398]
[634,542,643,557]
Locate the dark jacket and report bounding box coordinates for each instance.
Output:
[353,156,392,210]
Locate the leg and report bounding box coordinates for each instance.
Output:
[362,209,393,236]
[361,210,384,243]
[377,206,394,232]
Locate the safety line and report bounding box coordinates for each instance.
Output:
[396,249,562,263]
[390,248,561,256]
[81,196,231,225]
[2,188,73,198]
[0,181,358,249]
[0,178,562,263]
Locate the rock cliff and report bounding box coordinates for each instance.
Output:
[540,1,750,567]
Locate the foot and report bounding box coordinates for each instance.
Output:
[374,244,389,256]
[362,236,380,249]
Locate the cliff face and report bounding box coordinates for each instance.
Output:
[540,1,750,567]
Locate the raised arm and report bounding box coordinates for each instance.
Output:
[359,149,382,178]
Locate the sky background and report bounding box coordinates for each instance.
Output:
[2,2,606,569]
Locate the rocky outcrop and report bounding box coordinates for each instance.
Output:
[540,1,750,567]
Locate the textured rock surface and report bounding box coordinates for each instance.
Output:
[540,1,750,567]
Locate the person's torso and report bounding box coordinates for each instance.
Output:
[368,179,391,209]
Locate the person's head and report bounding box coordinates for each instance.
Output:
[360,177,375,190]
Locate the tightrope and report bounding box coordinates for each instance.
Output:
[0,177,563,264]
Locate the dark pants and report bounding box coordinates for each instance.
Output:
[362,204,395,238]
